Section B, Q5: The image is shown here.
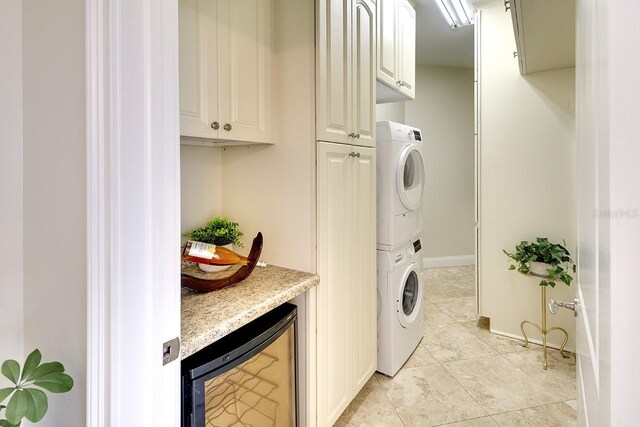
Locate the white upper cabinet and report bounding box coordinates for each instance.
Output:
[508,0,575,75]
[376,0,416,103]
[179,0,272,145]
[317,0,376,147]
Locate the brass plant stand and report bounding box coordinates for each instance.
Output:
[519,274,570,370]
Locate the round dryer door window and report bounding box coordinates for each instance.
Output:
[398,263,423,328]
[397,145,425,211]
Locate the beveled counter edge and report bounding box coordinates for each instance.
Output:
[180,274,319,359]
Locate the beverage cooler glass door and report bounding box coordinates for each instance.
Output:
[182,303,298,427]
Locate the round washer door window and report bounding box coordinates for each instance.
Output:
[398,263,423,328]
[396,145,425,211]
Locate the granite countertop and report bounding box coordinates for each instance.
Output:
[181,265,319,359]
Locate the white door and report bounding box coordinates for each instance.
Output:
[396,144,425,211]
[397,263,423,328]
[316,142,353,425]
[317,0,352,144]
[217,0,272,143]
[576,0,640,424]
[376,0,398,88]
[351,146,377,393]
[397,0,416,99]
[352,0,377,147]
[179,0,220,139]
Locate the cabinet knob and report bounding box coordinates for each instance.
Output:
[355,152,361,158]
[223,123,232,131]
[210,121,220,130]
[355,133,361,139]
[348,132,355,138]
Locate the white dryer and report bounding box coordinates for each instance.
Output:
[376,121,425,251]
[377,238,424,377]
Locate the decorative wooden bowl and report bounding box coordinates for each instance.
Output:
[181,232,264,293]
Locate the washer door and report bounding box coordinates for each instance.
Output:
[396,144,425,211]
[397,263,423,328]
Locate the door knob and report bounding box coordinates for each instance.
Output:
[210,121,220,130]
[549,298,579,317]
[223,123,232,131]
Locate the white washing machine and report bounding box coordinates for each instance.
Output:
[377,238,424,377]
[376,121,425,251]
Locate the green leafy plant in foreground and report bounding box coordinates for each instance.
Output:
[503,237,576,287]
[0,349,73,426]
[185,217,245,248]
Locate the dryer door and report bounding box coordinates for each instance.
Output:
[397,262,423,328]
[396,144,425,211]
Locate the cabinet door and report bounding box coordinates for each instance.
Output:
[317,0,352,144]
[352,0,376,148]
[351,146,377,394]
[377,0,399,88]
[179,0,219,139]
[316,142,353,425]
[398,0,416,99]
[217,0,272,143]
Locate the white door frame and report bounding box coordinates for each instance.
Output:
[86,0,181,425]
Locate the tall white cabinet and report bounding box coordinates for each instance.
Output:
[316,0,377,424]
[179,0,272,144]
[316,0,377,147]
[316,142,377,426]
[376,0,416,103]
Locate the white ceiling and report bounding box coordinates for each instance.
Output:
[415,0,475,68]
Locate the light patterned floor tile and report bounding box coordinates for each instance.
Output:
[403,342,438,369]
[334,376,403,427]
[424,301,459,327]
[376,365,487,427]
[503,348,577,400]
[492,402,577,426]
[564,400,577,411]
[437,416,499,427]
[436,297,478,322]
[461,320,532,354]
[423,323,496,363]
[443,355,560,415]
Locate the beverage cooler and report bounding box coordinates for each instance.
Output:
[182,303,298,426]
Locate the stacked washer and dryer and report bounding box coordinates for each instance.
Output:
[376,121,426,377]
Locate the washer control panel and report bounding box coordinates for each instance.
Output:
[392,239,421,267]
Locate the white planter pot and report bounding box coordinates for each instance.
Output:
[529,262,553,277]
[198,244,233,273]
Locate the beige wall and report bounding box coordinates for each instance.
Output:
[406,65,475,258]
[22,0,86,424]
[180,145,223,237]
[478,1,577,349]
[0,0,24,379]
[376,65,476,259]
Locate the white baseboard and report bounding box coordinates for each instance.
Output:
[423,255,476,268]
[490,328,576,354]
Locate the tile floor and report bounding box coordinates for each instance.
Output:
[335,266,577,427]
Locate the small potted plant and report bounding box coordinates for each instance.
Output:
[503,237,576,287]
[185,217,244,272]
[0,349,73,426]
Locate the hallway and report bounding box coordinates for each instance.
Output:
[336,266,577,426]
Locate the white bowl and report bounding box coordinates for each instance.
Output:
[197,244,233,273]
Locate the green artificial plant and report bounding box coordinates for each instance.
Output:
[0,349,73,426]
[503,237,576,287]
[185,217,244,248]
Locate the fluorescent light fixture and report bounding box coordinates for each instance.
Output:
[434,0,475,28]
